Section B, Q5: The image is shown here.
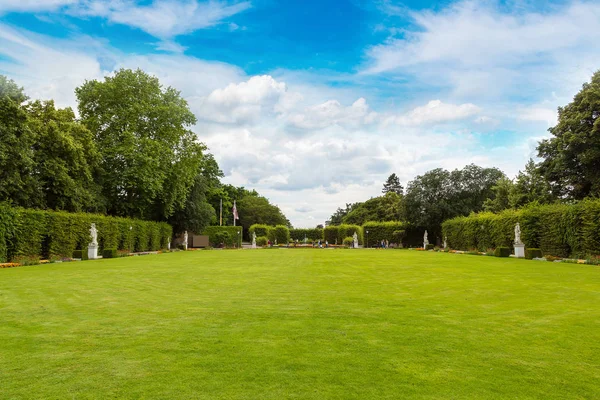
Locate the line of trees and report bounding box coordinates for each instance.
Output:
[0,70,289,235]
[328,70,600,244]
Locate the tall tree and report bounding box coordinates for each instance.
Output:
[537,70,600,199]
[511,159,554,208]
[76,68,204,219]
[26,100,102,212]
[382,173,404,195]
[343,192,404,225]
[0,76,39,207]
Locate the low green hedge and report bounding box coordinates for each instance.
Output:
[102,248,117,259]
[0,204,172,262]
[267,225,290,244]
[72,249,88,260]
[525,248,543,260]
[425,244,435,250]
[494,247,511,257]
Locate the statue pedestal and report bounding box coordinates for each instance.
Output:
[252,243,257,249]
[514,243,525,258]
[88,244,98,260]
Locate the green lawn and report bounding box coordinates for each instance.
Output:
[1,250,599,399]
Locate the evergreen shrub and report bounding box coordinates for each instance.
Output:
[256,236,268,246]
[525,248,543,260]
[102,248,117,258]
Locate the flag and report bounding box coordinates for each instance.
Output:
[232,200,239,223]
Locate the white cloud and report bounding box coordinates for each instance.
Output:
[387,100,480,126]
[0,0,77,13]
[518,107,558,127]
[72,0,251,39]
[363,0,600,99]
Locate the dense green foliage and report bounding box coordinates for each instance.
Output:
[324,224,362,245]
[362,221,406,246]
[382,173,403,195]
[267,225,290,244]
[538,70,600,200]
[289,228,323,241]
[72,250,88,260]
[0,204,171,262]
[443,199,600,258]
[102,249,117,259]
[248,224,270,239]
[256,236,268,246]
[2,251,600,399]
[343,192,404,226]
[202,226,243,248]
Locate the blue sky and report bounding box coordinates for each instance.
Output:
[1,0,599,227]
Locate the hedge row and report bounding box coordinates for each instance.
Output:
[0,204,172,262]
[248,224,291,244]
[202,226,243,247]
[324,224,363,245]
[363,221,406,247]
[289,228,323,241]
[442,199,600,258]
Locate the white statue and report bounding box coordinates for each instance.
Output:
[167,238,171,250]
[252,232,257,248]
[90,223,98,246]
[423,230,429,248]
[183,231,188,250]
[304,235,307,244]
[443,235,448,249]
[353,232,358,248]
[514,223,522,245]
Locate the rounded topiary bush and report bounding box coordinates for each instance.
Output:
[211,231,231,247]
[342,236,354,247]
[494,247,511,257]
[525,248,543,259]
[256,236,268,246]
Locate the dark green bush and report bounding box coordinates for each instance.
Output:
[525,248,543,260]
[72,249,88,260]
[102,248,117,258]
[425,244,435,250]
[211,231,231,247]
[494,247,511,257]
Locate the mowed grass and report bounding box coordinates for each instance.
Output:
[1,250,599,399]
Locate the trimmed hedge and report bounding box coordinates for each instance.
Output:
[0,204,172,262]
[102,248,117,259]
[324,224,363,245]
[203,226,242,248]
[425,244,435,250]
[290,228,323,241]
[362,221,406,247]
[267,225,290,244]
[442,199,600,258]
[525,248,543,260]
[249,224,269,239]
[72,249,88,260]
[494,247,511,257]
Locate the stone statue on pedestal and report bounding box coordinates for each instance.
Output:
[88,223,99,259]
[514,223,523,245]
[353,232,358,248]
[183,231,188,250]
[444,235,448,250]
[252,232,257,249]
[423,230,429,248]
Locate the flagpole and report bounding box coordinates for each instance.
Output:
[233,200,236,227]
[219,198,222,226]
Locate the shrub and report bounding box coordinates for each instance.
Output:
[72,249,88,260]
[342,236,354,247]
[425,243,435,250]
[525,248,543,260]
[102,248,117,258]
[203,226,242,248]
[256,236,268,246]
[494,247,511,257]
[267,225,290,245]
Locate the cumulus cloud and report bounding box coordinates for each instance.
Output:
[386,100,480,126]
[0,0,77,13]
